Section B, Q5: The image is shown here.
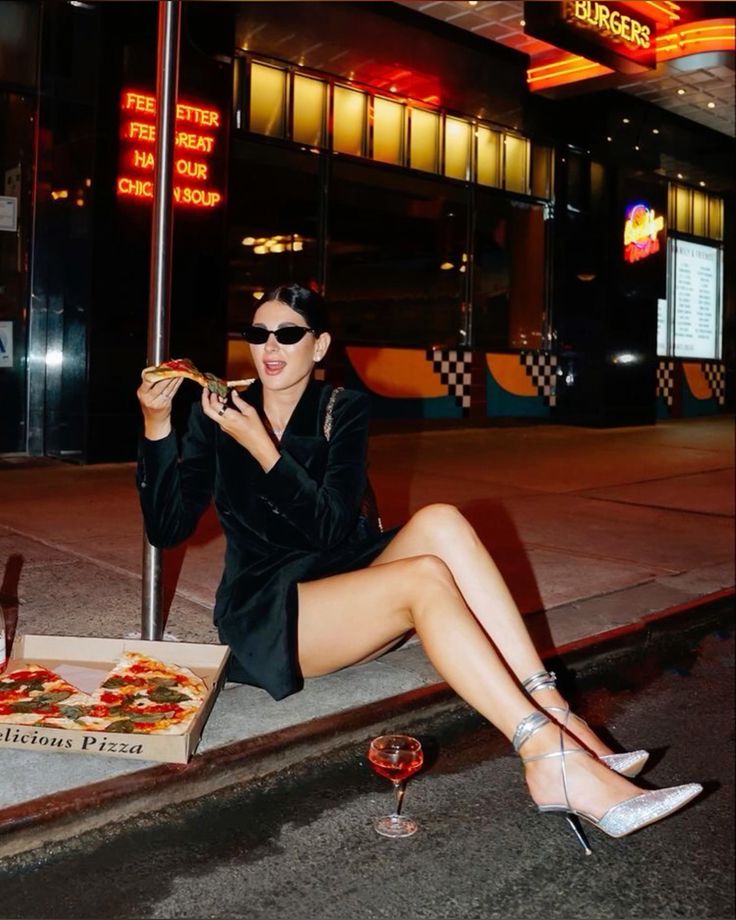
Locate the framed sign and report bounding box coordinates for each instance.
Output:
[0,196,18,232]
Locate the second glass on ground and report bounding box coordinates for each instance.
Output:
[368,734,424,838]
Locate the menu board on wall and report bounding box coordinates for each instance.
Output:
[671,239,722,360]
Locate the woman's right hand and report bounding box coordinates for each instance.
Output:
[136,375,183,440]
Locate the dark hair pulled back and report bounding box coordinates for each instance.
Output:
[261,283,329,335]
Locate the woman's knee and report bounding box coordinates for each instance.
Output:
[405,553,457,597]
[408,503,475,544]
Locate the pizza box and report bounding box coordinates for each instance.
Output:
[0,635,230,764]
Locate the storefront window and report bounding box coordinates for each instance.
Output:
[226,141,321,377]
[328,160,467,346]
[473,194,546,350]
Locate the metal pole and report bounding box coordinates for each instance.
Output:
[142,0,181,641]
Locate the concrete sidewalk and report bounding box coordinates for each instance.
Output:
[0,416,733,858]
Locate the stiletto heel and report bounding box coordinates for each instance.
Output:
[512,710,703,854]
[522,669,649,778]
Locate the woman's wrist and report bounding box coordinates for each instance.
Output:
[144,418,172,441]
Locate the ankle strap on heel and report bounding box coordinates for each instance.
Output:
[522,669,557,695]
[512,711,550,753]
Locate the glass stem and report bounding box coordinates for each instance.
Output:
[392,781,406,817]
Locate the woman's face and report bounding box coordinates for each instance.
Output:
[250,299,330,394]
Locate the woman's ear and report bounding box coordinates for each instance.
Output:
[313,332,331,363]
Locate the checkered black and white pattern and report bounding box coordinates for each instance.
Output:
[521,353,558,407]
[428,348,473,410]
[656,360,676,407]
[702,361,726,405]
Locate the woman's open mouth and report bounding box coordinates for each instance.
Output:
[263,360,286,376]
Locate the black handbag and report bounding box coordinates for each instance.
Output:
[323,387,383,538]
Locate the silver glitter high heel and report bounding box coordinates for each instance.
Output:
[522,669,649,778]
[512,710,702,855]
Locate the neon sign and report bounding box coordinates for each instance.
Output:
[117,90,223,209]
[565,1,652,49]
[623,203,664,263]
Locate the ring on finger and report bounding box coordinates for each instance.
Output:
[218,407,226,416]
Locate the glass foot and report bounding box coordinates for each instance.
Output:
[373,814,418,838]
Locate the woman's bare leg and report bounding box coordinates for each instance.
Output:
[297,554,642,818]
[369,504,614,756]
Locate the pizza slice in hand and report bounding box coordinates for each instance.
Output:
[142,358,231,398]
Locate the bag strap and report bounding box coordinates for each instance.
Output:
[323,386,344,442]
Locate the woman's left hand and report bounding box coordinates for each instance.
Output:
[201,389,280,472]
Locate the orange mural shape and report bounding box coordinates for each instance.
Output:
[486,353,538,397]
[346,347,447,398]
[682,362,713,400]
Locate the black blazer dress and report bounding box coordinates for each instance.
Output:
[137,378,396,700]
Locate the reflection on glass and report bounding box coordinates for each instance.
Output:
[409,107,439,173]
[249,62,286,137]
[476,126,500,188]
[503,135,529,195]
[373,96,404,165]
[293,75,326,147]
[333,86,366,156]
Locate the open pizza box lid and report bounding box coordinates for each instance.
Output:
[1,635,230,764]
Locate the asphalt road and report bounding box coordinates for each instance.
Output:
[1,620,734,920]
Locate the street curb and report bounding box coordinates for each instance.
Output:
[1,587,733,861]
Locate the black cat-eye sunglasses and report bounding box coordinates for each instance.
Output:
[241,325,316,345]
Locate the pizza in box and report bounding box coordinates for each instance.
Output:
[0,652,209,736]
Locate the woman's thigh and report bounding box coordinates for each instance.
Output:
[297,556,438,678]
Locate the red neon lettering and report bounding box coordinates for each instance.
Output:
[118,88,222,210]
[175,158,209,180]
[132,149,154,170]
[127,121,156,142]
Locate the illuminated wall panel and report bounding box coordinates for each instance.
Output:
[249,62,286,137]
[692,190,707,237]
[709,197,723,241]
[409,107,439,173]
[333,86,366,156]
[530,145,552,200]
[444,117,471,180]
[476,126,500,187]
[293,74,326,147]
[503,135,529,194]
[373,96,404,165]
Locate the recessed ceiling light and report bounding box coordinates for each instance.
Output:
[634,145,640,151]
[520,19,526,26]
[699,181,706,187]
[677,173,684,179]
[677,88,686,95]
[622,117,630,123]
[606,136,612,141]
[652,128,659,134]
[707,101,716,109]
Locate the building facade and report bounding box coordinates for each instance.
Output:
[0,1,733,461]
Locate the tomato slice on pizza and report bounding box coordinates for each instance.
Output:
[0,665,86,726]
